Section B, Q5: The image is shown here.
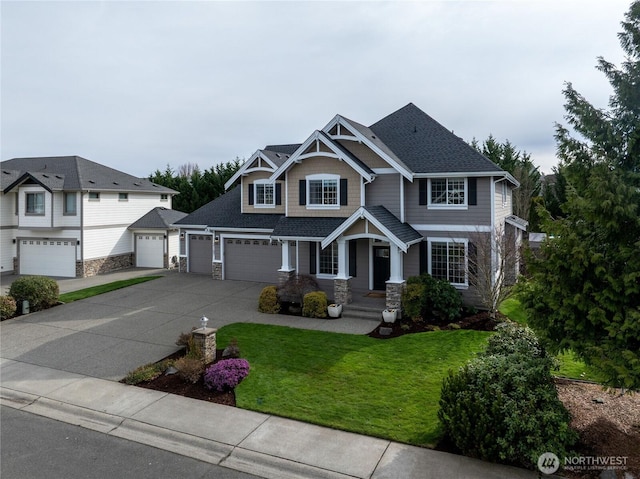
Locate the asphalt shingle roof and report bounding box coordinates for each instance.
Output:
[129,207,188,230]
[263,144,302,155]
[175,186,283,230]
[272,216,347,239]
[363,205,423,244]
[1,156,176,194]
[369,103,504,174]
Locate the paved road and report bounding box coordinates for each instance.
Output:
[1,406,262,479]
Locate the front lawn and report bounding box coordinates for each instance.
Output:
[217,323,489,446]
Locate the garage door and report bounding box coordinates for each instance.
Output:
[189,235,213,274]
[20,239,76,277]
[136,234,164,268]
[224,238,281,282]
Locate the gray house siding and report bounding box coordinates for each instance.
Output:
[403,242,421,279]
[366,174,401,218]
[404,177,492,226]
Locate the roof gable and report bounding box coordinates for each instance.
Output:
[270,130,375,183]
[224,149,291,190]
[129,207,188,230]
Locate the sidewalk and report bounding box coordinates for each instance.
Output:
[0,359,537,479]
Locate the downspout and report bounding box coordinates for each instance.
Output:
[80,191,85,277]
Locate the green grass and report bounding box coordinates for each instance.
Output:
[58,276,162,303]
[217,323,490,446]
[499,297,603,382]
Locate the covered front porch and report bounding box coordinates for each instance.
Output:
[272,206,423,311]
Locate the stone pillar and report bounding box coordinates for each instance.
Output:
[212,262,223,280]
[192,327,217,364]
[385,281,405,312]
[334,277,352,305]
[278,269,295,286]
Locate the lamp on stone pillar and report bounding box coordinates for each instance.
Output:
[200,315,209,331]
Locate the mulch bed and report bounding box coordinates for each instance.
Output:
[367,311,502,338]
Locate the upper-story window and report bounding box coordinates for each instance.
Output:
[255,181,274,207]
[301,174,346,209]
[89,192,100,201]
[429,178,467,207]
[64,192,77,215]
[248,180,280,208]
[160,194,168,202]
[25,192,45,215]
[119,193,128,201]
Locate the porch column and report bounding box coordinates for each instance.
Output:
[388,244,404,283]
[279,240,292,271]
[336,238,349,279]
[386,244,405,312]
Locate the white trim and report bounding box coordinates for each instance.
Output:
[372,168,397,174]
[270,130,374,183]
[400,176,405,223]
[224,150,276,190]
[411,224,492,233]
[414,171,519,187]
[306,173,340,209]
[322,115,413,181]
[253,179,276,208]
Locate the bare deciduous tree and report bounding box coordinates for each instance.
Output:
[467,225,521,318]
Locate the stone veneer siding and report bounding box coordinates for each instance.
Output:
[192,327,217,364]
[278,269,295,286]
[333,278,352,305]
[78,253,134,277]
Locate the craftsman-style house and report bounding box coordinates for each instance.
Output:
[175,103,526,308]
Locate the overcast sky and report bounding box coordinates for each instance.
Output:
[1,1,630,178]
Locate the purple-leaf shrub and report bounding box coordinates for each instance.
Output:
[204,358,250,391]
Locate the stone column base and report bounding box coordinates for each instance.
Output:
[212,262,223,280]
[334,278,352,305]
[385,281,405,312]
[278,269,295,286]
[192,327,217,364]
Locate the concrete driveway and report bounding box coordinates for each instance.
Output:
[0,271,378,380]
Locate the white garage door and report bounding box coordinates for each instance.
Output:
[20,239,76,277]
[224,238,281,282]
[136,234,164,268]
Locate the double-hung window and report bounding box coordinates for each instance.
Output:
[255,181,274,207]
[429,178,467,207]
[25,192,45,215]
[428,238,468,287]
[307,174,339,208]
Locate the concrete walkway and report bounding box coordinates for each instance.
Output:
[0,270,539,479]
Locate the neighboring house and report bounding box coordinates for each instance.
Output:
[175,103,527,309]
[0,156,179,277]
[128,207,188,269]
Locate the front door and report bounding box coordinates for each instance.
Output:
[373,246,390,290]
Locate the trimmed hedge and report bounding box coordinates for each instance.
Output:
[9,276,59,313]
[0,295,17,320]
[402,273,462,323]
[258,285,280,314]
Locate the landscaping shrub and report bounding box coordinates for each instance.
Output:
[302,291,328,318]
[278,274,320,305]
[403,274,462,323]
[174,357,204,384]
[0,295,17,320]
[175,330,202,359]
[123,359,174,385]
[9,276,59,313]
[484,321,548,359]
[438,324,576,469]
[258,285,280,314]
[204,358,250,391]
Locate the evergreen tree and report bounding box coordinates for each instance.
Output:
[520,2,640,389]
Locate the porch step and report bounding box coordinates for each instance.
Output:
[341,304,384,322]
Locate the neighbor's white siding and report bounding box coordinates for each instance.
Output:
[52,191,81,228]
[0,193,17,273]
[168,230,180,264]
[17,185,52,228]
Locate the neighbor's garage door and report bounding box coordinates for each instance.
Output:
[189,234,213,274]
[20,239,76,277]
[136,234,164,268]
[224,238,281,282]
